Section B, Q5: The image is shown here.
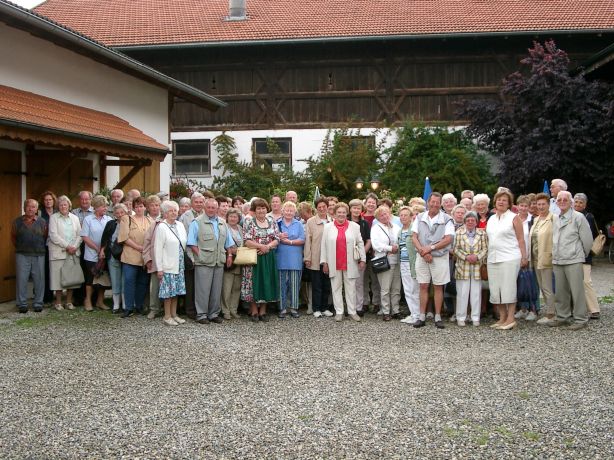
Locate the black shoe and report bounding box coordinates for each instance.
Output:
[33,307,43,313]
[122,310,134,318]
[250,315,259,322]
[197,318,210,324]
[435,320,445,329]
[259,314,270,322]
[590,312,600,320]
[278,310,287,319]
[391,313,401,320]
[18,307,28,314]
[413,319,425,328]
[357,310,365,318]
[290,310,300,318]
[210,317,223,324]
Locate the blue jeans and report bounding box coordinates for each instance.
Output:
[279,269,302,311]
[108,256,123,295]
[16,254,45,308]
[122,263,148,312]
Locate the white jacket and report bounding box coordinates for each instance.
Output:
[154,221,187,275]
[370,222,401,264]
[48,212,81,260]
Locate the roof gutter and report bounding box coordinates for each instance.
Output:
[114,29,613,51]
[0,118,170,156]
[0,1,226,111]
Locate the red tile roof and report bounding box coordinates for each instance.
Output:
[0,85,168,152]
[35,0,614,47]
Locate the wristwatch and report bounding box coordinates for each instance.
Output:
[430,244,436,251]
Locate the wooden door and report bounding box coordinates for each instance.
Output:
[0,149,22,302]
[119,161,160,193]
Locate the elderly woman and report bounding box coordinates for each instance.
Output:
[486,190,528,330]
[178,197,191,217]
[473,194,491,229]
[268,194,283,222]
[453,211,488,326]
[514,195,539,320]
[80,195,112,311]
[442,193,458,215]
[321,202,366,322]
[118,196,152,317]
[48,195,82,310]
[573,193,600,320]
[276,201,305,319]
[399,206,420,324]
[530,193,556,325]
[242,198,280,322]
[348,198,371,317]
[304,197,333,318]
[445,204,467,320]
[221,208,243,320]
[297,201,314,313]
[371,205,401,321]
[100,203,127,313]
[154,200,187,326]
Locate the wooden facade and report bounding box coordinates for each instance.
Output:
[127,34,614,132]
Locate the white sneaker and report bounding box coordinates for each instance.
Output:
[426,312,434,320]
[322,310,333,317]
[536,316,555,325]
[400,315,414,324]
[449,314,456,322]
[526,312,537,321]
[173,316,186,324]
[473,321,480,327]
[349,314,361,322]
[376,310,383,316]
[457,320,466,327]
[163,317,178,326]
[306,308,313,315]
[514,310,527,319]
[313,311,322,318]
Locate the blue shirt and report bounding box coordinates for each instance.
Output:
[80,214,112,262]
[275,218,305,270]
[187,216,235,249]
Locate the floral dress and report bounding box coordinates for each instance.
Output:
[241,216,280,303]
[158,224,186,299]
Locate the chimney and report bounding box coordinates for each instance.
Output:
[228,0,247,20]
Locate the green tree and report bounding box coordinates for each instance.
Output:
[379,123,496,199]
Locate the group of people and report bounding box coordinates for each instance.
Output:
[12,178,600,330]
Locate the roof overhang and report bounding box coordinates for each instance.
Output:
[114,29,614,51]
[575,41,614,76]
[0,0,226,111]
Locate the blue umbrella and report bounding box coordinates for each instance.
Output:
[422,177,432,201]
[543,180,549,196]
[313,186,320,203]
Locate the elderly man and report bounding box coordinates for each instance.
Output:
[143,195,163,319]
[550,191,593,330]
[285,190,298,203]
[178,192,206,319]
[549,179,567,216]
[412,192,455,329]
[461,190,475,201]
[187,198,235,324]
[573,193,601,320]
[12,199,48,313]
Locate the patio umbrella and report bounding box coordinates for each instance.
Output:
[543,180,549,196]
[422,177,432,201]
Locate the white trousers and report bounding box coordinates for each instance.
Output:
[376,263,401,315]
[355,268,365,311]
[330,270,358,316]
[400,261,420,319]
[456,278,481,322]
[583,264,599,314]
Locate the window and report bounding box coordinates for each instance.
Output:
[340,135,376,150]
[252,137,292,172]
[173,140,211,176]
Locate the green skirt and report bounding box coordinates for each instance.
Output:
[253,251,279,302]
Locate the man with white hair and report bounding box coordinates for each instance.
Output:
[549,179,567,215]
[461,190,475,201]
[285,190,298,203]
[550,191,593,330]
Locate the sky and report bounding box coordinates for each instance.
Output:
[12,0,44,8]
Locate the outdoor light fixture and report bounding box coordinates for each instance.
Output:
[355,177,364,190]
[370,177,381,191]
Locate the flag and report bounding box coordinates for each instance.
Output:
[422,177,432,201]
[314,186,320,203]
[543,180,549,196]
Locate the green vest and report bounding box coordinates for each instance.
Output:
[193,214,227,267]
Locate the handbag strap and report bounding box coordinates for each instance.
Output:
[376,223,391,244]
[165,223,186,252]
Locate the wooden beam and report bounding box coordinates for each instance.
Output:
[100,159,153,167]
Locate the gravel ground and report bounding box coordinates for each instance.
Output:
[0,260,612,459]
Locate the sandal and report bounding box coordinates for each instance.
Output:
[64,303,75,310]
[54,304,64,311]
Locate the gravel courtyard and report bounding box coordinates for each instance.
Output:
[1,261,612,459]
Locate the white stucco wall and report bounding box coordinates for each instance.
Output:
[172,128,396,188]
[0,22,170,192]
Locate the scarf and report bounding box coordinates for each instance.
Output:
[335,220,349,271]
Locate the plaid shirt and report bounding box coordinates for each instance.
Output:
[453,227,488,280]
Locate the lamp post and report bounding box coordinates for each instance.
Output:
[354,177,364,190]
[370,177,381,191]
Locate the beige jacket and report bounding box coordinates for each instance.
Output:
[529,213,553,269]
[303,214,331,270]
[118,214,152,266]
[320,221,366,278]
